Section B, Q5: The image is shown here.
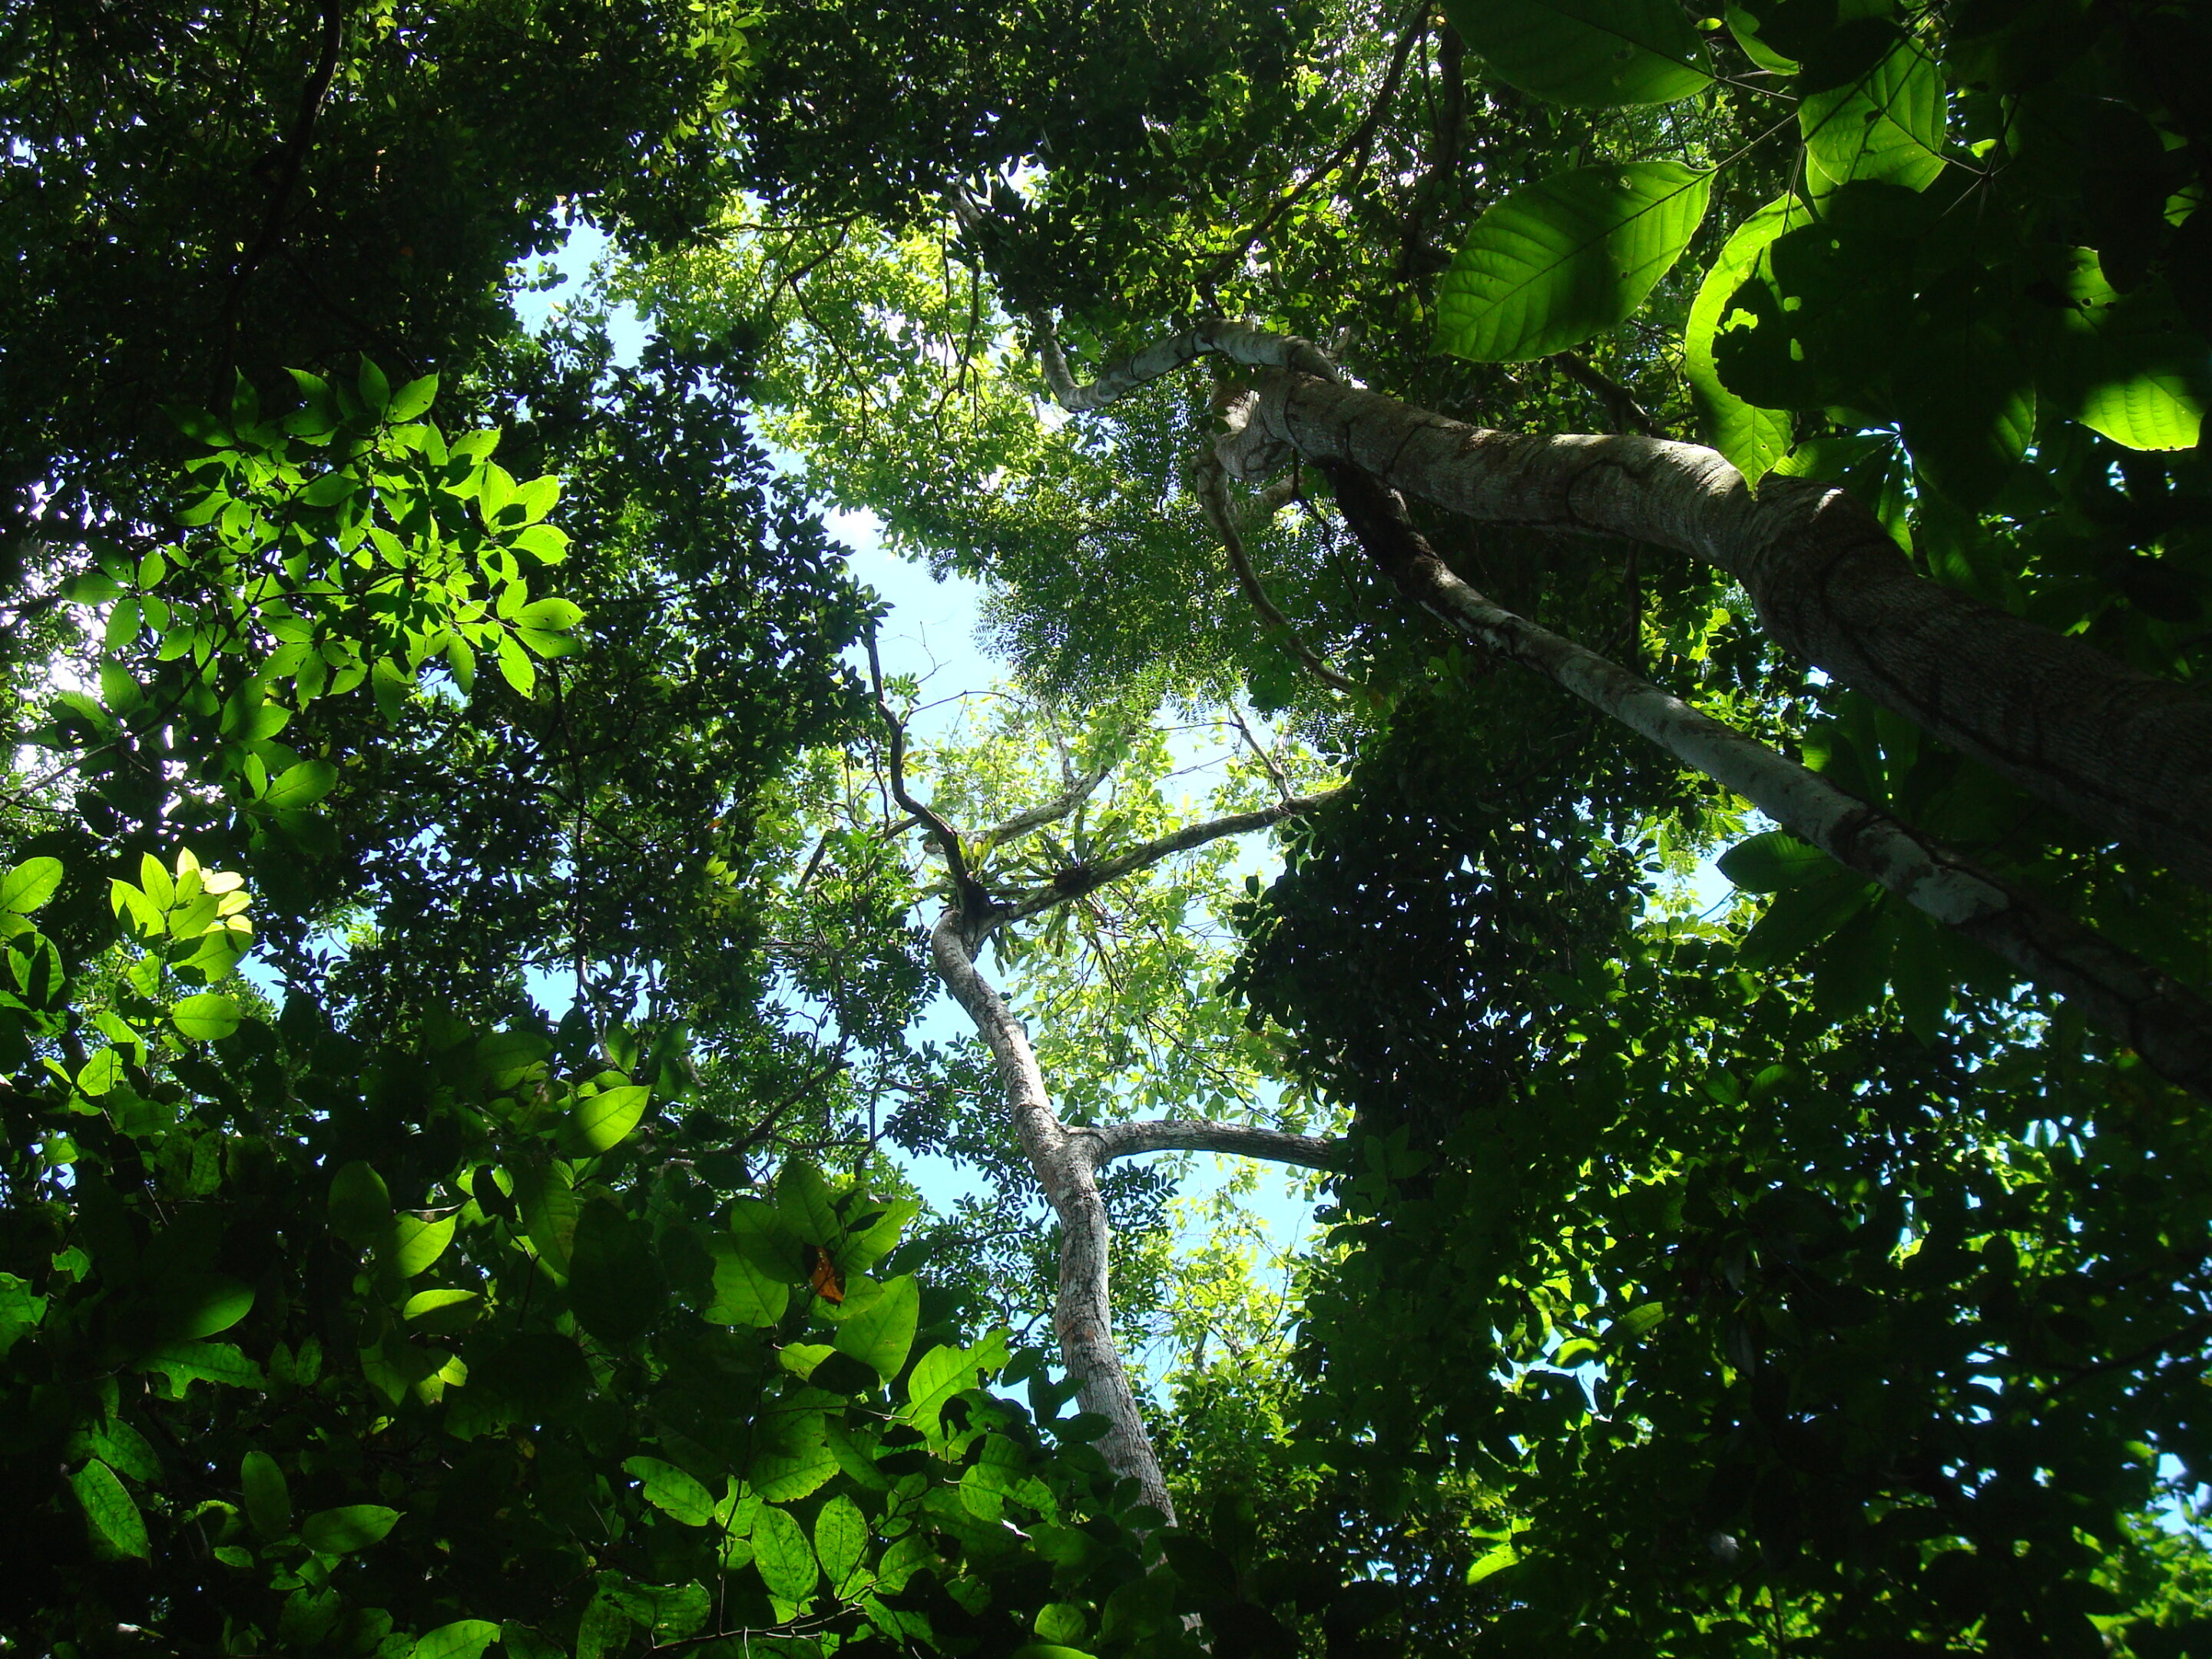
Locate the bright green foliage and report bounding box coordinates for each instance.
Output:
[1435,162,1712,361]
[1442,0,1711,106]
[0,845,1254,1655]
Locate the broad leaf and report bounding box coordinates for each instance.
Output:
[1684,197,1808,479]
[704,1233,793,1327]
[1800,32,1945,195]
[241,1449,293,1539]
[171,992,241,1041]
[70,1459,150,1559]
[1443,0,1710,105]
[379,1214,455,1280]
[301,1503,400,1555]
[1716,830,1830,893]
[751,1503,820,1604]
[562,1083,649,1154]
[623,1455,717,1526]
[0,856,63,915]
[1437,163,1712,362]
[329,1161,392,1245]
[568,1200,665,1346]
[834,1272,919,1381]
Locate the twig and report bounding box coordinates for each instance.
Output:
[1195,453,1363,698]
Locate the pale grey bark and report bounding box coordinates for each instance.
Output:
[1035,320,2212,895]
[873,654,1345,1518]
[1316,462,2212,1104]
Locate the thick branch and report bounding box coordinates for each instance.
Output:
[998,790,1343,929]
[1028,317,2212,892]
[977,760,1118,853]
[1031,315,1343,414]
[1082,1119,1343,1171]
[1323,462,2212,1105]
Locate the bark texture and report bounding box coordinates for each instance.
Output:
[1035,320,2212,892]
[1318,462,2212,1104]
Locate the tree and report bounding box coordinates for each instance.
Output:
[9,0,2212,1654]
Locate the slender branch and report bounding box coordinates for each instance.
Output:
[1199,8,1427,286]
[216,0,346,382]
[1321,461,2212,1106]
[1081,1119,1343,1171]
[865,632,977,901]
[1195,452,1363,698]
[1548,350,1659,437]
[997,790,1343,929]
[976,759,1118,853]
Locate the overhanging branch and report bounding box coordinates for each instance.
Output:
[1082,1118,1343,1171]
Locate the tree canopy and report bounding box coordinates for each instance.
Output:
[5,1,2212,1656]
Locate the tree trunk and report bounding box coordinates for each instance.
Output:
[1239,366,2212,892]
[1313,461,2212,1104]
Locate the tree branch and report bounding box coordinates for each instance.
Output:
[865,632,980,906]
[1081,1118,1343,1171]
[1320,460,2212,1107]
[975,758,1118,853]
[1030,314,1343,414]
[1196,452,1364,698]
[998,789,1343,928]
[1548,350,1659,437]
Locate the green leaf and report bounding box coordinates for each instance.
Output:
[752,1503,821,1604]
[359,357,392,415]
[1738,863,1876,972]
[75,1048,125,1098]
[409,1622,498,1659]
[71,1459,151,1559]
[517,597,583,631]
[815,1494,869,1593]
[135,1339,266,1395]
[1,856,65,916]
[1800,33,1945,196]
[262,758,337,809]
[1684,197,1807,480]
[1035,1606,1090,1645]
[242,1449,293,1540]
[387,373,440,424]
[906,1343,978,1435]
[379,1214,455,1280]
[329,1161,393,1246]
[562,1082,650,1154]
[624,1455,717,1525]
[835,1273,919,1381]
[1716,830,1830,893]
[496,630,538,697]
[1442,0,1710,105]
[402,1288,484,1334]
[2041,249,2207,451]
[1465,1544,1519,1585]
[777,1159,841,1243]
[517,1161,580,1276]
[705,1233,793,1327]
[568,1200,665,1346]
[302,1503,400,1555]
[166,1273,255,1339]
[1887,906,1952,1044]
[172,992,242,1041]
[1436,163,1712,363]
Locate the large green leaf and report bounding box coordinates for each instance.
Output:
[328,1161,392,1246]
[2041,250,2207,450]
[1437,163,1712,363]
[171,991,241,1041]
[71,1459,151,1559]
[163,1273,254,1339]
[1738,863,1877,972]
[409,1621,500,1659]
[704,1233,793,1327]
[242,1449,293,1540]
[815,1494,870,1594]
[568,1200,665,1346]
[623,1455,717,1526]
[0,856,63,915]
[561,1083,649,1154]
[1443,0,1710,105]
[834,1272,919,1381]
[1800,32,1945,195]
[777,1159,842,1243]
[516,1161,579,1275]
[301,1503,399,1555]
[751,1503,821,1604]
[379,1214,455,1280]
[1684,197,1808,479]
[1716,830,1830,892]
